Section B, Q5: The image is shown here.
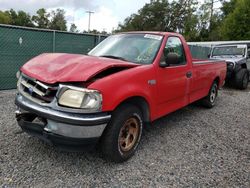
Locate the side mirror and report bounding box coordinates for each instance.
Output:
[160,52,179,67]
[167,52,179,64]
[207,54,211,58]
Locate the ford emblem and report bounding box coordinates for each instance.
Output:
[28,87,33,95]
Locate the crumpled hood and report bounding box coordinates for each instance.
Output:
[21,53,138,84]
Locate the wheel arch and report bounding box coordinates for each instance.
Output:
[114,96,151,123]
[214,76,220,86]
[206,76,220,96]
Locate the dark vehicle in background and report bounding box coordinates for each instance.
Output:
[210,44,250,89]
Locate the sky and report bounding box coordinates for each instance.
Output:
[0,0,221,32]
[0,0,151,32]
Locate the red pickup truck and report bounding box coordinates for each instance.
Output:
[15,32,226,162]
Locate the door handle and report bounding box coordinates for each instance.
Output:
[186,71,192,78]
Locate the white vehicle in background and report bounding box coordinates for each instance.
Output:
[210,44,250,89]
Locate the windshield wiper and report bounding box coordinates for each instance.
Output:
[100,55,128,62]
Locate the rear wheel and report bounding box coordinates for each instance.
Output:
[201,81,218,108]
[101,104,143,163]
[234,69,249,90]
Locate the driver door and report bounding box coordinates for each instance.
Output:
[156,36,191,117]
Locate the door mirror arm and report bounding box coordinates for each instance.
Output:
[159,61,169,68]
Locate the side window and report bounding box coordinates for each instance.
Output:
[163,37,186,65]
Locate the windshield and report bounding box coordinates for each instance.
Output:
[88,33,163,64]
[212,46,246,57]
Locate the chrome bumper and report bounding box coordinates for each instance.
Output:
[15,94,111,125]
[15,94,111,140]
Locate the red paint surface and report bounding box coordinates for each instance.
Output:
[21,53,138,84]
[20,32,226,122]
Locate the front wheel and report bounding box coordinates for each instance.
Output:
[100,104,143,163]
[201,81,218,108]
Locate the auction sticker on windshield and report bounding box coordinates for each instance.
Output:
[144,34,163,41]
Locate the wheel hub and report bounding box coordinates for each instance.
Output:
[119,117,140,152]
[210,85,217,103]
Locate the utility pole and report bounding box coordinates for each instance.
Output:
[86,11,94,32]
[209,0,214,32]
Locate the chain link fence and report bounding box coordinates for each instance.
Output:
[0,24,107,90]
[188,45,211,59]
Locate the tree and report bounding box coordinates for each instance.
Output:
[221,0,250,40]
[101,30,108,35]
[171,0,199,40]
[7,9,17,24]
[16,11,34,27]
[118,0,171,31]
[5,9,34,27]
[32,8,50,28]
[117,0,199,41]
[182,9,199,41]
[221,0,237,17]
[195,0,223,41]
[49,9,67,31]
[0,11,11,24]
[69,23,79,33]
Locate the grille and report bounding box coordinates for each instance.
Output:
[18,75,58,104]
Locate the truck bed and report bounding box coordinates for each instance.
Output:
[189,58,226,103]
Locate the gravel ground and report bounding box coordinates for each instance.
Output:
[0,86,249,187]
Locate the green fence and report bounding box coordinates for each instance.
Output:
[188,45,211,59]
[0,24,107,90]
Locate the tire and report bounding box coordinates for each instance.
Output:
[201,81,218,108]
[101,104,143,163]
[234,69,249,90]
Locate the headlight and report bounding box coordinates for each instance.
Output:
[58,85,102,110]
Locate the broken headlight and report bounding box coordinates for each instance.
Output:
[58,85,102,111]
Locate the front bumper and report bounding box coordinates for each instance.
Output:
[15,94,111,150]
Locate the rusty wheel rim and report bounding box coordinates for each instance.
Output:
[118,117,140,152]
